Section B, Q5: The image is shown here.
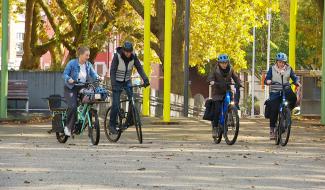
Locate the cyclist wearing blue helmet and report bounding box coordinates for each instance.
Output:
[208,53,241,138]
[109,41,150,134]
[264,52,301,140]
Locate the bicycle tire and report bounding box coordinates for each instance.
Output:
[280,107,291,146]
[224,105,240,145]
[87,109,100,145]
[103,107,122,142]
[132,106,143,144]
[275,113,281,145]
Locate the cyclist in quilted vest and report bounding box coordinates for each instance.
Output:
[109,41,150,134]
[264,52,301,140]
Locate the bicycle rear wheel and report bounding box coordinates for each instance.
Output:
[132,106,143,144]
[87,109,100,145]
[224,105,240,145]
[53,114,69,143]
[103,107,122,142]
[280,107,291,146]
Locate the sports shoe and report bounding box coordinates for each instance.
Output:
[64,127,71,137]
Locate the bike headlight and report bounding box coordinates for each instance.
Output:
[284,101,289,106]
[230,101,235,105]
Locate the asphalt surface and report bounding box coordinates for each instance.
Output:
[0,117,324,190]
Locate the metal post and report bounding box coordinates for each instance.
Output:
[0,0,9,119]
[289,0,297,71]
[184,0,190,117]
[321,0,325,125]
[163,0,172,122]
[251,26,256,117]
[143,0,151,116]
[265,8,272,102]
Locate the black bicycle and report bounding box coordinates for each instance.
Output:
[103,84,145,144]
[270,77,295,146]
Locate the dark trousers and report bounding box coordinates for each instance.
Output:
[212,100,223,128]
[269,89,297,129]
[64,86,81,131]
[109,81,133,128]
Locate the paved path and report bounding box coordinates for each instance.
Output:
[0,117,324,190]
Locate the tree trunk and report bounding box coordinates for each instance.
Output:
[20,0,35,70]
[21,1,42,70]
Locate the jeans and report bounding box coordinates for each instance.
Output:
[64,86,82,131]
[109,81,133,129]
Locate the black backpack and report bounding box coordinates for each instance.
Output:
[264,99,271,119]
[203,99,216,121]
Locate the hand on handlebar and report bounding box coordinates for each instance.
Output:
[143,80,150,88]
[68,78,74,84]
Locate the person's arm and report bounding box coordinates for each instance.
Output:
[110,53,118,86]
[207,66,215,85]
[290,69,300,85]
[88,62,99,80]
[63,61,73,82]
[133,54,149,82]
[231,70,241,85]
[264,67,272,85]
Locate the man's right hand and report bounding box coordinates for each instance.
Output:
[209,81,215,85]
[68,78,74,84]
[266,80,272,85]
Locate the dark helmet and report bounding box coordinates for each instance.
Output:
[275,52,288,62]
[217,53,230,63]
[123,41,133,52]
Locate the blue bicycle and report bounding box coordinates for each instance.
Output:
[212,83,240,145]
[270,76,294,146]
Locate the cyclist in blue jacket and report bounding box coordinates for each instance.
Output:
[62,46,104,136]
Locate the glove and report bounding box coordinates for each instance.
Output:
[143,79,150,87]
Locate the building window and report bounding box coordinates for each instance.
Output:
[16,42,23,56]
[16,33,24,41]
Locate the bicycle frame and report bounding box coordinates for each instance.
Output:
[219,90,232,127]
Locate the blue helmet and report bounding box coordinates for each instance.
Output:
[275,52,288,62]
[217,54,230,63]
[123,41,133,52]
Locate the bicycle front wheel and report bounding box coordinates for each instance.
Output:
[132,106,143,144]
[87,109,100,145]
[224,105,240,145]
[280,107,291,146]
[103,107,122,142]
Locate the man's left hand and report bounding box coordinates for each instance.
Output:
[144,80,150,87]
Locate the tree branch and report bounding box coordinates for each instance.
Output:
[55,0,78,31]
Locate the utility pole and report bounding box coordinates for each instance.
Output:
[184,0,190,117]
[251,26,256,117]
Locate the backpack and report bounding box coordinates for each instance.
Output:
[203,99,216,121]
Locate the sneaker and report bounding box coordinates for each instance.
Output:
[64,127,71,137]
[109,126,118,135]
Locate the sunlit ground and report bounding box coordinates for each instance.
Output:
[0,117,324,190]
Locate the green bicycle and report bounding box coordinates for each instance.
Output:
[47,81,106,145]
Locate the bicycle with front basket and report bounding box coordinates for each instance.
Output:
[47,80,107,145]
